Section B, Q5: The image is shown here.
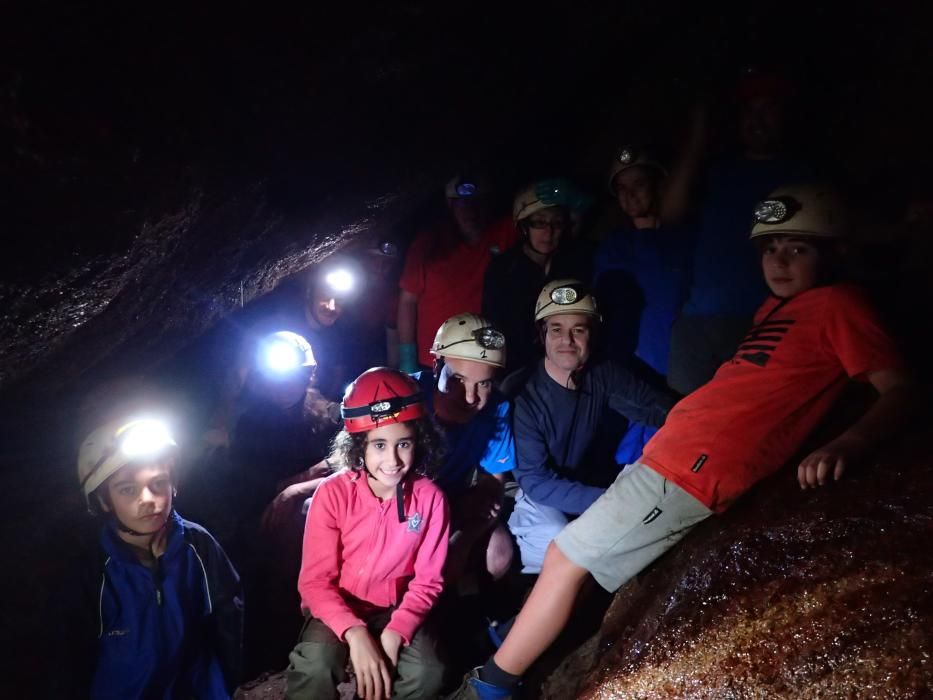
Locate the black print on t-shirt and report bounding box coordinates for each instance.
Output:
[735,318,796,367]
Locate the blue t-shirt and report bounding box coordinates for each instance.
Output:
[684,157,812,317]
[593,225,693,376]
[414,372,515,496]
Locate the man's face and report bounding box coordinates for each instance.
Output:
[448,196,487,237]
[761,236,823,298]
[543,313,592,373]
[613,166,658,220]
[523,207,567,256]
[306,280,344,327]
[435,356,496,422]
[740,96,786,158]
[101,461,174,534]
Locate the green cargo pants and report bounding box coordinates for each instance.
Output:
[285,611,445,699]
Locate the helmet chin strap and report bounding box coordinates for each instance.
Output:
[110,509,172,539]
[364,468,407,523]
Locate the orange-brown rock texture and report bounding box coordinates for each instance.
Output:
[542,431,933,699]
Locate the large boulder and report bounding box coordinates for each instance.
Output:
[542,431,933,699]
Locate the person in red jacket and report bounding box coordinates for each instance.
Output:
[286,368,450,700]
[397,175,517,372]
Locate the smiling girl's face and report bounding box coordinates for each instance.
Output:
[363,422,416,500]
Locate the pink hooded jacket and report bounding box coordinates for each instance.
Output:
[297,469,450,644]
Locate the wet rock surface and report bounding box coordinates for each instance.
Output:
[542,431,933,699]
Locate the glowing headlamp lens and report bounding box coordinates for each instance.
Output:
[617,147,635,164]
[120,420,176,459]
[261,331,315,374]
[265,341,302,373]
[456,182,477,197]
[754,199,789,224]
[324,269,354,293]
[474,328,505,350]
[535,182,563,207]
[551,286,580,305]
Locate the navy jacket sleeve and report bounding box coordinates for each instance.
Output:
[606,362,675,427]
[512,394,605,515]
[189,527,245,693]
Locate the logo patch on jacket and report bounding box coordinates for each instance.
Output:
[407,512,422,533]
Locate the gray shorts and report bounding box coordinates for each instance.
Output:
[508,489,569,574]
[555,463,712,592]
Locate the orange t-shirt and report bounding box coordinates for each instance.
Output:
[641,284,903,513]
[400,215,517,366]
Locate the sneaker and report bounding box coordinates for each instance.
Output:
[445,667,513,700]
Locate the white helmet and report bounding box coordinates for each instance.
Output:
[77,418,178,500]
[534,279,601,322]
[750,184,846,240]
[607,146,667,194]
[430,313,506,368]
[258,331,317,376]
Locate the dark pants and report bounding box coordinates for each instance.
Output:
[285,611,445,700]
[667,314,751,395]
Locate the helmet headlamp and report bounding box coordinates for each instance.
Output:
[378,241,398,257]
[551,285,583,305]
[617,146,636,165]
[473,327,506,350]
[341,393,423,422]
[324,268,355,294]
[118,419,176,460]
[456,182,477,197]
[753,197,799,225]
[260,331,316,376]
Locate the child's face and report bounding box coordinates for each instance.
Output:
[761,236,823,298]
[436,356,496,421]
[101,461,173,534]
[363,422,416,497]
[613,166,658,220]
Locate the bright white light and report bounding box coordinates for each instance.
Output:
[120,420,176,458]
[324,269,354,293]
[265,341,301,373]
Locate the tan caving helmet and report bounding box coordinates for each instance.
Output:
[512,181,570,223]
[534,279,601,322]
[750,184,846,240]
[430,313,506,368]
[77,418,178,501]
[607,146,667,194]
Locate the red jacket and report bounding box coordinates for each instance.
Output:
[297,470,450,644]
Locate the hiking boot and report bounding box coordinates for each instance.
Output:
[445,667,513,700]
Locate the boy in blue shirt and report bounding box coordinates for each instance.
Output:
[53,417,244,699]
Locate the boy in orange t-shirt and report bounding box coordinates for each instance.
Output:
[448,184,914,699]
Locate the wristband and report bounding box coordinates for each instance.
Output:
[399,343,419,374]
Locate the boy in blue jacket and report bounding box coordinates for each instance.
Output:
[52,417,244,699]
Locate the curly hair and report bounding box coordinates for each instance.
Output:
[331,417,446,480]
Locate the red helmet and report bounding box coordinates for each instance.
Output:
[340,367,425,434]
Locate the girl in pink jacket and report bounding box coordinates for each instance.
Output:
[286,367,450,700]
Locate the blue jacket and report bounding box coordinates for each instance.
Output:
[50,512,244,699]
